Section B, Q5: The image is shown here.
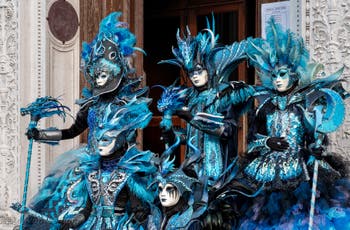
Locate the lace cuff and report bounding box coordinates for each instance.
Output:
[247,134,270,153]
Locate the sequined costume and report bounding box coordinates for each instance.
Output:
[77,146,155,230]
[237,18,350,229]
[24,98,155,230]
[244,92,312,189]
[21,12,156,230]
[158,18,254,184]
[27,12,148,154]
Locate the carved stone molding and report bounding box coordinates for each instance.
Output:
[0,0,20,228]
[304,0,350,169]
[46,0,80,166]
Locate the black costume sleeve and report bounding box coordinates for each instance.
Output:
[248,105,268,141]
[219,104,239,140]
[61,104,90,140]
[128,189,150,225]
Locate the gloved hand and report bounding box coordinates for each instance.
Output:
[266,137,289,151]
[201,196,238,230]
[231,81,246,89]
[25,128,40,140]
[175,107,193,122]
[201,210,232,230]
[160,128,176,145]
[309,146,324,160]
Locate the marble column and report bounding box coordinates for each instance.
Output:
[0,0,20,228]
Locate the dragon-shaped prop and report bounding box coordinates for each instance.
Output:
[14,96,70,230]
[156,84,187,131]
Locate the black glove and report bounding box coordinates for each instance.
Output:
[231,81,246,90]
[133,207,150,224]
[25,128,40,140]
[201,211,231,230]
[309,146,324,160]
[59,214,85,230]
[201,196,238,230]
[160,128,176,145]
[266,137,289,151]
[175,108,193,122]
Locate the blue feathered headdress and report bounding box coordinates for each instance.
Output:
[159,17,218,73]
[149,137,201,195]
[81,12,140,87]
[95,97,152,141]
[246,18,310,88]
[159,15,248,87]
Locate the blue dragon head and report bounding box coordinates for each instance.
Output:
[156,85,187,113]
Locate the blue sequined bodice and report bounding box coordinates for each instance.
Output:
[266,110,305,150]
[245,97,309,189]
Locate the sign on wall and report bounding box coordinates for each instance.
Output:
[261,1,290,38]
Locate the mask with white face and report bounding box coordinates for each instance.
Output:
[188,65,208,88]
[272,67,294,92]
[158,182,180,207]
[95,70,110,87]
[97,132,126,156]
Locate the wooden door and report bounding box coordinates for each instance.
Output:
[143,0,256,159]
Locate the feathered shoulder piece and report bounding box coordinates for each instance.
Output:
[246,17,309,89]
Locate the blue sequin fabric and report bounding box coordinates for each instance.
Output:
[244,95,309,190]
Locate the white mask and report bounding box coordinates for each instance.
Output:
[95,71,110,87]
[158,183,180,207]
[189,65,208,88]
[272,67,293,92]
[98,137,116,156]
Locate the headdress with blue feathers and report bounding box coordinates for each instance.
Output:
[159,15,247,87]
[80,12,142,96]
[95,97,152,142]
[150,137,202,195]
[246,18,310,89]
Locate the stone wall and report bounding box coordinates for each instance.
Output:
[303,0,350,170]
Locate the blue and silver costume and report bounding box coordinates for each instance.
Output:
[238,18,350,229]
[27,12,148,154]
[147,138,207,230]
[22,12,156,230]
[158,19,254,184]
[25,100,155,229]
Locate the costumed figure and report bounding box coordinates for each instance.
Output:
[15,98,155,229]
[148,136,262,229]
[157,17,254,185]
[26,11,148,153]
[147,137,207,230]
[239,18,350,229]
[12,12,156,229]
